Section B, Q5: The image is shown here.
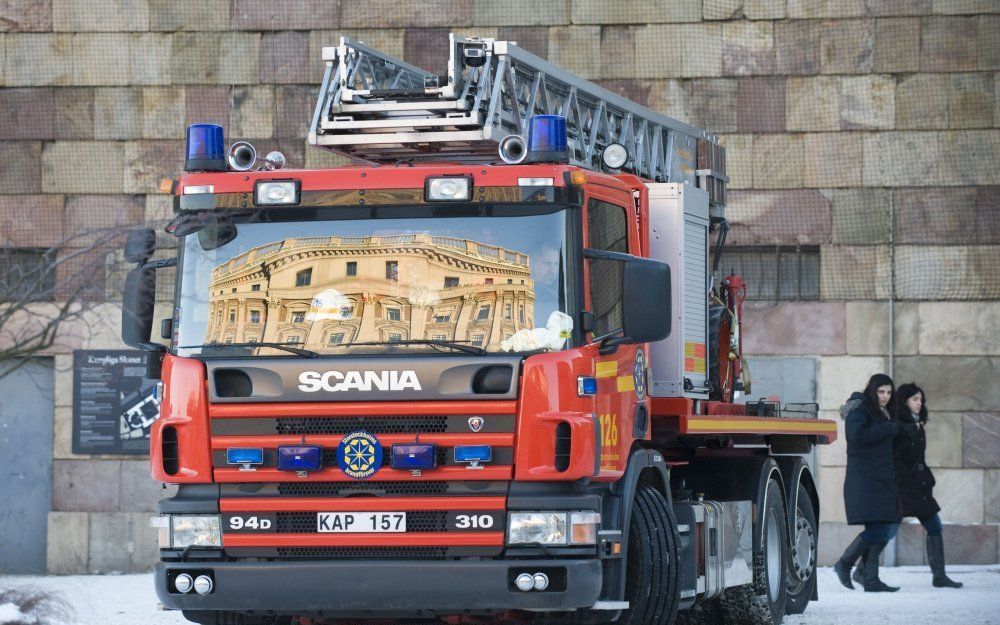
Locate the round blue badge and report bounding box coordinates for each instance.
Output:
[337,431,383,480]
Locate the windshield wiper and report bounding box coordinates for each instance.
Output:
[179,342,320,358]
[344,339,486,355]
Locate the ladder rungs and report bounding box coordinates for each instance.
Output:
[321,113,481,131]
[339,101,468,113]
[311,129,490,146]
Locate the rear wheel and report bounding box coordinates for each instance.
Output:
[618,484,681,625]
[717,479,788,625]
[784,485,817,615]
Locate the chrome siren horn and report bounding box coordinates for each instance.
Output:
[498,135,527,165]
[228,141,257,171]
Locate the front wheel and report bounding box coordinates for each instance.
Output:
[718,478,788,625]
[618,483,681,625]
[784,484,817,615]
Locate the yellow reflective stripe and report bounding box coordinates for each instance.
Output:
[685,419,835,433]
[595,361,617,378]
[616,376,635,392]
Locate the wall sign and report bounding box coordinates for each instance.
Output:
[72,350,159,455]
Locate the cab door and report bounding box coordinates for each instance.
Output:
[583,190,648,479]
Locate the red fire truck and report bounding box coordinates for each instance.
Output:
[122,35,837,625]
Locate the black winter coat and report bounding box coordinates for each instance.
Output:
[893,414,941,519]
[842,392,900,525]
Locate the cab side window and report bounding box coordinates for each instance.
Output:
[587,200,628,338]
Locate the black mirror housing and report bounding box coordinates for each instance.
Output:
[621,256,671,343]
[122,266,156,348]
[124,228,157,264]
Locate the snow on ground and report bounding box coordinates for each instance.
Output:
[0,566,997,625]
[786,565,1000,625]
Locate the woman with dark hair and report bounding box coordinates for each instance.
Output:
[887,382,962,588]
[833,373,901,592]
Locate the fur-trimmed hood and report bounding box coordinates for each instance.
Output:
[840,391,864,420]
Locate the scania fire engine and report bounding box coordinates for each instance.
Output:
[122,35,837,625]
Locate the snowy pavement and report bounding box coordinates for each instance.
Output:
[1,565,997,625]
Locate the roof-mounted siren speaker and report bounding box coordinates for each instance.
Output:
[228,141,257,171]
[498,134,527,164]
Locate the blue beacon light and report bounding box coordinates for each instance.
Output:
[525,115,569,164]
[184,123,227,172]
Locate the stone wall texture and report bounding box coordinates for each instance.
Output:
[0,0,996,573]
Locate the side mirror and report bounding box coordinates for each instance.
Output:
[621,256,671,343]
[122,266,156,349]
[124,228,157,264]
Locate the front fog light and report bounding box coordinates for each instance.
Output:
[514,573,535,592]
[507,512,567,545]
[425,176,471,201]
[255,180,299,205]
[194,575,214,595]
[570,511,601,545]
[170,515,222,548]
[174,573,193,594]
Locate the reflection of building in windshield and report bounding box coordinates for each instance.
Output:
[203,234,535,352]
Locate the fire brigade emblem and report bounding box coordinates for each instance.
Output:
[337,431,383,479]
[467,416,485,432]
[633,349,647,401]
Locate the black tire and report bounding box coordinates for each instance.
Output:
[717,479,788,625]
[784,484,817,615]
[618,484,681,625]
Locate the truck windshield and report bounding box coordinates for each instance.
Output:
[174,206,574,357]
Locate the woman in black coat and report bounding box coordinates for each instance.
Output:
[891,383,961,588]
[833,373,900,592]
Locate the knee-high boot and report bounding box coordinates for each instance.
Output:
[862,542,900,592]
[927,535,962,588]
[833,534,869,590]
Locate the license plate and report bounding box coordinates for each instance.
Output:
[317,512,407,533]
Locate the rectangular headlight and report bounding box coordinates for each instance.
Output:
[425,176,472,201]
[255,180,300,205]
[507,512,567,545]
[170,515,222,548]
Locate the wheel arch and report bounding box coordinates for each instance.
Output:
[600,448,674,607]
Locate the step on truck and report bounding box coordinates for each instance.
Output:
[122,34,838,625]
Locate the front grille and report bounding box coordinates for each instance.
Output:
[276,511,447,533]
[276,481,452,496]
[276,546,449,559]
[277,416,449,435]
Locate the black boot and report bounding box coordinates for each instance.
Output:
[852,551,866,586]
[862,542,900,592]
[834,535,869,589]
[927,535,963,588]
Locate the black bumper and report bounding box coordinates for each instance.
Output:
[155,559,603,614]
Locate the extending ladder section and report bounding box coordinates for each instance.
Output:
[308,34,727,205]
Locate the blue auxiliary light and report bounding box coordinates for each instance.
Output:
[578,376,598,396]
[454,445,492,464]
[277,445,323,472]
[391,443,438,471]
[526,115,569,164]
[226,447,264,466]
[185,123,227,173]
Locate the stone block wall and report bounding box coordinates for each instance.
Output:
[0,0,997,572]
